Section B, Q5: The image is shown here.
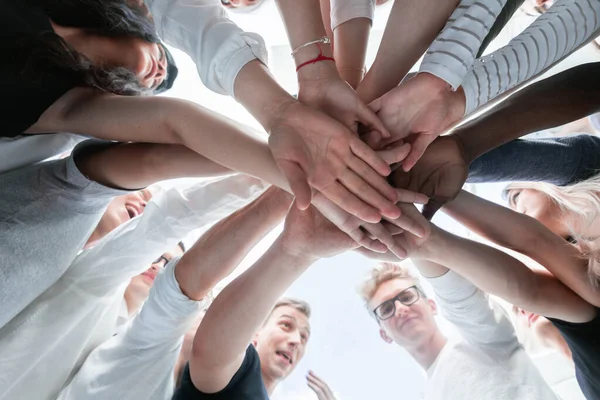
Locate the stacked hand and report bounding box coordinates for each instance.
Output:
[365,72,466,171]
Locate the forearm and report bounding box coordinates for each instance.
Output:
[442,190,541,252]
[454,63,600,163]
[334,18,370,89]
[191,239,313,384]
[357,0,457,103]
[77,143,231,190]
[467,135,600,186]
[420,227,588,321]
[412,259,449,279]
[461,0,600,115]
[175,188,292,300]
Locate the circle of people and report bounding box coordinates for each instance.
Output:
[2,0,599,399]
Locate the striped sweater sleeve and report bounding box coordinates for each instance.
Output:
[419,0,508,89]
[462,0,600,114]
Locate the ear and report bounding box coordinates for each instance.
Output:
[379,328,394,344]
[427,298,438,316]
[252,331,260,348]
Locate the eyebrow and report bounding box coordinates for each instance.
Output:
[280,314,311,335]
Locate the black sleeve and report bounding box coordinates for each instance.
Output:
[467,134,600,186]
[172,345,267,400]
[549,308,600,400]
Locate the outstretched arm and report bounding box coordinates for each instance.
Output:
[175,187,292,301]
[189,204,357,393]
[416,224,596,323]
[442,190,600,308]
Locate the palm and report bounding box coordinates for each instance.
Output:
[282,204,357,260]
[390,136,468,219]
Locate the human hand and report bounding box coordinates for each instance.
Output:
[366,72,465,171]
[280,202,358,261]
[298,65,389,138]
[311,191,429,258]
[269,101,411,223]
[306,370,337,400]
[355,202,433,260]
[389,136,468,220]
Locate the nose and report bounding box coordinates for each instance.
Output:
[287,331,302,347]
[394,300,410,318]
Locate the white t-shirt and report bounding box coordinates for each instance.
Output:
[424,271,558,400]
[0,175,268,400]
[58,257,205,400]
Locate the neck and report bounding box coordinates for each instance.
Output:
[406,330,448,370]
[261,371,279,395]
[123,291,146,316]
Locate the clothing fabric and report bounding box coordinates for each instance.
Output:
[172,345,268,400]
[424,270,558,400]
[549,308,600,400]
[468,134,600,186]
[329,0,375,30]
[0,175,268,400]
[145,0,268,97]
[461,0,600,114]
[476,0,525,57]
[58,257,207,400]
[1,0,77,137]
[532,350,586,400]
[0,139,129,330]
[0,133,86,174]
[420,0,510,90]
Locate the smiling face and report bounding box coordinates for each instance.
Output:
[368,278,439,348]
[253,305,310,382]
[86,189,154,246]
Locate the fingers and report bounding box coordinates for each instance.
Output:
[338,171,401,220]
[367,95,383,114]
[385,213,427,238]
[347,226,388,253]
[395,188,429,205]
[422,198,447,220]
[376,142,411,165]
[307,371,335,398]
[347,157,398,202]
[362,222,407,259]
[356,99,391,139]
[277,159,312,210]
[321,182,382,223]
[348,135,391,177]
[402,133,437,172]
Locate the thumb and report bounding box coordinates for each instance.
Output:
[421,198,446,220]
[368,96,383,114]
[402,133,435,172]
[277,159,312,210]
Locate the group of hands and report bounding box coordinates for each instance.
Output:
[268,61,470,260]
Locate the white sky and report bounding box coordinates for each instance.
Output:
[158,2,600,398]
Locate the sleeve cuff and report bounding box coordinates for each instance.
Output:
[424,269,478,300]
[215,32,269,98]
[460,72,480,115]
[419,63,464,92]
[330,1,375,30]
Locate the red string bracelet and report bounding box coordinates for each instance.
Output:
[296,43,335,72]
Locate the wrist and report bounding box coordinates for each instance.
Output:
[412,226,444,260]
[274,236,318,267]
[294,41,338,82]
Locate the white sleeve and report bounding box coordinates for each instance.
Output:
[70,175,269,294]
[330,0,375,30]
[420,0,508,89]
[144,0,268,96]
[461,0,600,114]
[57,259,201,400]
[426,270,519,353]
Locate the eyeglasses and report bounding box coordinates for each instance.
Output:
[372,286,423,321]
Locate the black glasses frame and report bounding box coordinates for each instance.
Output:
[373,285,423,321]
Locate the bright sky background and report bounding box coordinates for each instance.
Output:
[158,2,600,399]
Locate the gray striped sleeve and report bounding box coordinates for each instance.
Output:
[420,0,508,89]
[462,0,600,114]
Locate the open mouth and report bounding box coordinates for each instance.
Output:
[125,203,143,220]
[275,351,293,365]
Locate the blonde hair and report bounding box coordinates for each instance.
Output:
[504,174,600,285]
[265,297,311,323]
[357,262,420,305]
